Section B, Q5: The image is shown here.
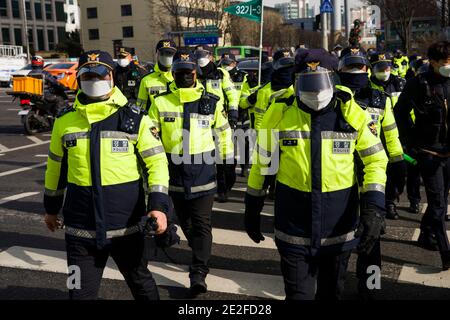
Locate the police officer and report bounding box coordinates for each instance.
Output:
[114,48,147,102]
[219,53,246,97]
[43,50,170,299]
[149,50,234,295]
[137,39,177,110]
[395,41,450,270]
[337,49,405,298]
[194,48,239,203]
[246,48,295,133]
[392,49,409,78]
[194,48,240,125]
[368,52,408,219]
[237,59,263,177]
[245,49,296,200]
[245,49,388,300]
[29,55,68,115]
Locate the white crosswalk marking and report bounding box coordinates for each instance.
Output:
[0,192,40,205]
[398,264,450,288]
[0,246,285,299]
[0,162,47,177]
[411,228,450,241]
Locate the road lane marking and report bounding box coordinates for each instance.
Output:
[398,264,450,288]
[0,144,8,152]
[0,140,50,153]
[35,154,47,158]
[7,108,21,111]
[176,224,276,249]
[411,228,450,241]
[0,246,285,299]
[213,206,273,217]
[0,192,40,205]
[0,162,47,177]
[26,136,43,144]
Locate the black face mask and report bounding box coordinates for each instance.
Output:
[247,72,258,87]
[175,72,195,88]
[338,72,369,90]
[271,67,294,90]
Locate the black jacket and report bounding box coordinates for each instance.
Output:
[395,69,450,154]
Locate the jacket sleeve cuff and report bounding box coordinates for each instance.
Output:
[44,194,64,215]
[147,192,170,214]
[361,191,385,211]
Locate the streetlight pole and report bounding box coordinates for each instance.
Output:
[21,0,31,63]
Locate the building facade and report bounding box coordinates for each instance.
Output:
[0,0,68,51]
[65,0,80,33]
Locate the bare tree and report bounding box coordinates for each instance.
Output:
[366,0,439,53]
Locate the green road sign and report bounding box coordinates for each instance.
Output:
[224,0,262,23]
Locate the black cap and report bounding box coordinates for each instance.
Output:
[272,48,294,70]
[340,46,367,59]
[118,47,132,58]
[220,52,236,64]
[369,52,393,65]
[172,50,197,72]
[237,59,259,71]
[155,39,177,53]
[295,48,338,73]
[78,50,115,78]
[339,47,370,70]
[194,48,212,59]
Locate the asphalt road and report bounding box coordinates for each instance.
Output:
[0,87,449,300]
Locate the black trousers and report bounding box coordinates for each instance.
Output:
[356,239,381,286]
[66,233,159,300]
[216,164,236,194]
[276,242,352,300]
[417,154,450,254]
[407,162,422,205]
[172,194,214,275]
[385,163,404,205]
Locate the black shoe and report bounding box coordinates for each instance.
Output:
[386,204,400,220]
[446,214,450,222]
[442,252,450,271]
[417,232,439,251]
[408,202,420,214]
[217,193,228,203]
[190,272,207,296]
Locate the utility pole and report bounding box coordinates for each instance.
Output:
[344,0,351,42]
[321,11,328,50]
[331,0,342,47]
[21,0,31,63]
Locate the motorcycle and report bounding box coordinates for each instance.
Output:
[8,92,56,135]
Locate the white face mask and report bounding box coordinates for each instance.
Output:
[224,66,234,71]
[158,55,173,68]
[198,57,210,68]
[299,88,334,111]
[118,59,130,68]
[439,65,450,78]
[80,80,113,98]
[375,71,391,82]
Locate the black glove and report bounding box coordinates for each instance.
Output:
[244,193,265,243]
[355,202,386,255]
[247,92,257,105]
[387,160,407,194]
[228,110,239,128]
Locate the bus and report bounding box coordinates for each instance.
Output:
[214,46,268,61]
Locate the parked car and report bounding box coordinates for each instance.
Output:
[44,62,78,91]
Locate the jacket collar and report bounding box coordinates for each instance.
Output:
[74,87,128,124]
[169,81,204,103]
